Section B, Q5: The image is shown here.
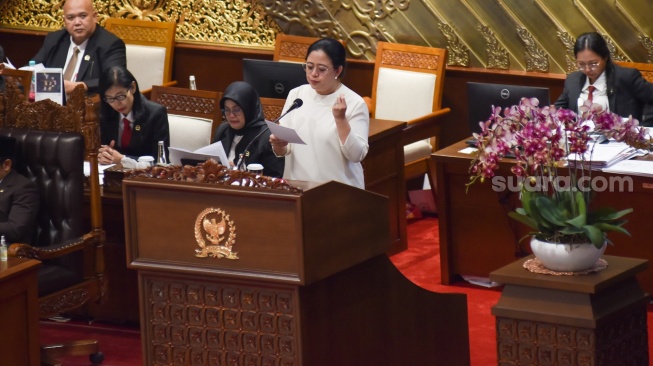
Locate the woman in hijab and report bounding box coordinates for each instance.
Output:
[213,81,284,177]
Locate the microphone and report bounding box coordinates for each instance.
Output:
[236,98,303,172]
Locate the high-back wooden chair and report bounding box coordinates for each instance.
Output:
[615,61,653,126]
[104,18,177,97]
[366,42,450,205]
[273,34,320,63]
[260,97,286,122]
[273,34,345,63]
[2,68,31,92]
[150,85,222,150]
[0,80,105,365]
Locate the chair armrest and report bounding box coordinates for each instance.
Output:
[363,96,374,116]
[8,231,103,260]
[401,108,451,146]
[141,80,179,100]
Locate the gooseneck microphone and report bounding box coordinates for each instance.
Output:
[236,98,303,172]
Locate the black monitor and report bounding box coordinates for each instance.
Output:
[242,59,306,99]
[467,82,550,135]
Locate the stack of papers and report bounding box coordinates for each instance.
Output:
[602,159,653,178]
[567,141,641,169]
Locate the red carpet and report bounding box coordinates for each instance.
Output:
[40,217,653,365]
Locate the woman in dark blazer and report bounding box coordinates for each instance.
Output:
[555,32,653,123]
[98,65,169,164]
[213,81,284,178]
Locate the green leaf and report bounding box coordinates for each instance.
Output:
[508,211,539,230]
[534,196,567,226]
[582,225,605,248]
[559,226,584,235]
[574,190,587,217]
[566,214,587,229]
[589,207,633,222]
[594,223,632,236]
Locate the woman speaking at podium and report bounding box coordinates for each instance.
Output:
[269,37,369,189]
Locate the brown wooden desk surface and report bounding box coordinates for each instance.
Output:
[490,255,648,294]
[434,139,653,295]
[0,257,41,366]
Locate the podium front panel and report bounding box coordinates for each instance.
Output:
[123,179,390,285]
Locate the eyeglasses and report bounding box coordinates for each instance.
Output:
[223,107,243,116]
[103,89,130,104]
[302,62,335,76]
[577,61,601,71]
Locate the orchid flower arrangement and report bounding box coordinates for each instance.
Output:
[467,98,650,248]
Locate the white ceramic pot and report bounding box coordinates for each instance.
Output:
[530,237,606,272]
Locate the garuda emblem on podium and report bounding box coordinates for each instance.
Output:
[194,208,238,259]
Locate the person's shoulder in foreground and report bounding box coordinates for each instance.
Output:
[0,136,39,245]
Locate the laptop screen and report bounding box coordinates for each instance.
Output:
[467,82,550,135]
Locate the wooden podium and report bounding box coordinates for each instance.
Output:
[124,178,470,366]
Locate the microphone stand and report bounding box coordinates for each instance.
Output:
[236,101,302,172]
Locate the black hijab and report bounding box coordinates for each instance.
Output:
[220,81,266,136]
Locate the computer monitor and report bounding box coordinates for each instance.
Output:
[467,82,550,135]
[242,59,307,99]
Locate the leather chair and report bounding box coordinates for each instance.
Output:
[104,18,177,98]
[150,85,222,149]
[364,42,450,208]
[0,80,105,365]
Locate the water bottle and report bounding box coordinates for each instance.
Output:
[0,235,7,262]
[157,141,167,165]
[189,75,197,90]
[28,60,36,102]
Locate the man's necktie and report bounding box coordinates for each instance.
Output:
[121,118,132,148]
[63,47,80,81]
[588,85,595,103]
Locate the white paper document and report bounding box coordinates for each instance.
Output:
[602,159,653,178]
[169,141,229,166]
[568,141,639,169]
[266,121,306,144]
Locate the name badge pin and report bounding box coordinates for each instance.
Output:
[84,55,90,61]
[135,125,141,131]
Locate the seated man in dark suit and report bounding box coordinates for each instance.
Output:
[31,0,126,95]
[0,136,39,245]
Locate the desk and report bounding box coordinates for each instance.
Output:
[81,119,407,323]
[490,255,649,365]
[0,257,41,366]
[434,139,653,294]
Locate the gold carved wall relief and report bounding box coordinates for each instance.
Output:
[0,0,280,48]
[3,0,653,72]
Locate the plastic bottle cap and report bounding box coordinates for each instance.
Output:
[189,75,196,80]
